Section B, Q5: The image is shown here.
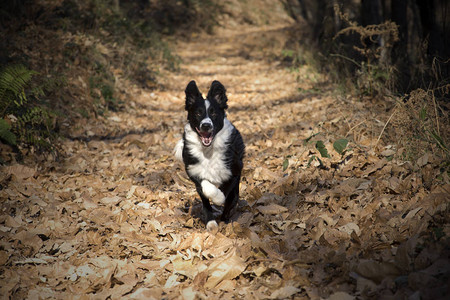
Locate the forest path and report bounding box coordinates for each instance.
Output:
[1,22,448,300]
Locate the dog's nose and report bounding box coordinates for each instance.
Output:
[200,122,212,132]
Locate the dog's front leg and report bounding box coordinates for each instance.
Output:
[219,175,240,222]
[201,180,225,205]
[194,182,218,231]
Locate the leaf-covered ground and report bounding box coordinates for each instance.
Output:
[1,21,450,300]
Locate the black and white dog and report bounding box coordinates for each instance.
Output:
[174,80,245,231]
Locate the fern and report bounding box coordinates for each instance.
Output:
[0,64,57,151]
[13,106,56,150]
[0,64,38,115]
[0,118,17,145]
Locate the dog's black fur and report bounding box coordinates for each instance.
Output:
[174,80,245,230]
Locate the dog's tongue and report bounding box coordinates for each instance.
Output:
[199,131,213,146]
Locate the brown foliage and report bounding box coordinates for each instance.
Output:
[390,87,450,160]
[0,2,449,299]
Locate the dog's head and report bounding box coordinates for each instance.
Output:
[185,80,228,147]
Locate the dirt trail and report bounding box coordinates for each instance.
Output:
[1,23,449,299]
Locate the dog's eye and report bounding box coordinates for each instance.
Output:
[209,108,216,117]
[195,109,203,117]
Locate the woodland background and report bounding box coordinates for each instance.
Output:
[0,0,449,299]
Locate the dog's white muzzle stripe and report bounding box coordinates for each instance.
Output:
[200,100,213,131]
[200,117,213,129]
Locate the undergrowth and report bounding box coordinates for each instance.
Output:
[59,0,180,103]
[330,6,449,172]
[331,5,399,97]
[283,4,449,171]
[0,64,58,154]
[0,0,222,159]
[390,87,450,163]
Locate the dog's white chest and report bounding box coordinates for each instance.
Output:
[187,150,231,186]
[182,119,234,186]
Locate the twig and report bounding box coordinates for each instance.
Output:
[431,90,440,137]
[346,120,366,138]
[334,102,352,132]
[375,106,397,147]
[283,259,310,268]
[330,53,362,68]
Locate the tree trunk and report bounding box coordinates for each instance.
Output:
[391,0,409,91]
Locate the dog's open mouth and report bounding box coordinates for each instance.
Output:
[196,128,214,147]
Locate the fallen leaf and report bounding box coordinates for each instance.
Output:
[100,196,122,205]
[0,251,8,265]
[403,207,422,220]
[381,149,395,157]
[257,203,288,215]
[354,260,401,283]
[416,153,429,167]
[164,274,180,288]
[338,223,361,236]
[270,285,301,299]
[3,164,36,179]
[326,291,355,300]
[181,286,197,300]
[14,258,48,265]
[205,248,246,288]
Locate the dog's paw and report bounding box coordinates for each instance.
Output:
[206,220,219,233]
[211,191,225,206]
[201,180,225,205]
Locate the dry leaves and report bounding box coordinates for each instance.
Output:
[1,14,449,300]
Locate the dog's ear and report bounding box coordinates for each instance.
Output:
[185,80,202,110]
[207,80,228,109]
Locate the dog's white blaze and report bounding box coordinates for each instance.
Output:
[201,180,225,205]
[184,117,233,186]
[200,100,213,128]
[200,117,213,128]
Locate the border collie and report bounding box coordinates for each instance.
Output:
[174,80,245,231]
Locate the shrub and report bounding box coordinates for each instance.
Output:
[0,64,57,153]
[390,87,450,161]
[331,5,399,97]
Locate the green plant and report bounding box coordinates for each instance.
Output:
[301,131,349,168]
[333,138,349,155]
[0,64,57,152]
[0,118,16,145]
[0,64,41,115]
[89,74,120,114]
[281,49,303,66]
[0,64,39,146]
[15,106,57,150]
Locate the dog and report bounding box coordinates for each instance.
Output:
[174,80,245,231]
